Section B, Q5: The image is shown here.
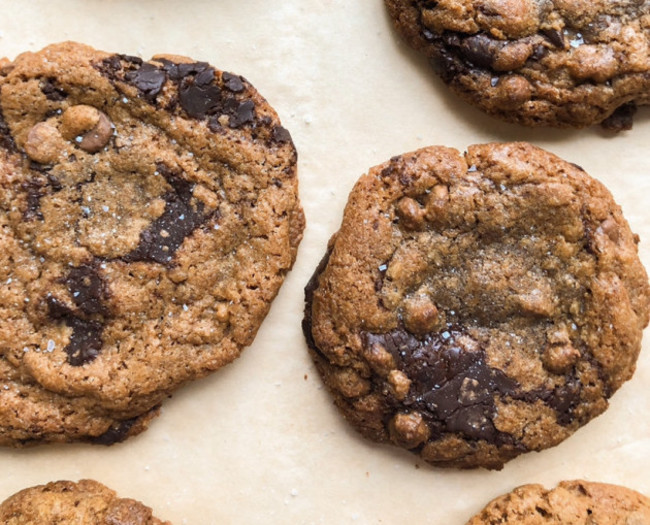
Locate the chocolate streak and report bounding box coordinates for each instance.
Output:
[123,163,210,264]
[46,264,109,366]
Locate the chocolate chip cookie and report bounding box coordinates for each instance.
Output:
[466,480,650,524]
[0,42,304,445]
[303,142,649,469]
[0,479,170,524]
[385,0,650,129]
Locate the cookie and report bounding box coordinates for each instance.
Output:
[466,480,650,524]
[0,479,170,524]
[303,142,650,469]
[385,0,650,129]
[0,42,304,445]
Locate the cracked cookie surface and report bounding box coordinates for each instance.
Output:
[466,480,650,524]
[0,42,304,445]
[303,142,649,469]
[385,0,650,129]
[0,479,170,524]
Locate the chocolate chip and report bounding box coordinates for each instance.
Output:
[222,72,245,92]
[227,100,255,128]
[125,63,167,101]
[541,28,565,48]
[271,126,292,144]
[179,77,224,119]
[124,164,209,264]
[40,78,68,101]
[207,116,225,133]
[96,55,144,85]
[195,67,214,86]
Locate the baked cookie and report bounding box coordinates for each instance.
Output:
[303,142,649,469]
[0,42,304,445]
[385,0,650,129]
[466,480,650,524]
[0,479,170,524]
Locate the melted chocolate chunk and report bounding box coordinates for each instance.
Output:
[226,99,255,128]
[547,378,581,425]
[541,28,565,48]
[40,78,68,101]
[66,265,108,316]
[159,60,210,81]
[125,63,167,101]
[271,125,292,144]
[21,170,64,220]
[0,107,15,151]
[178,70,224,119]
[581,209,597,255]
[601,102,637,132]
[222,72,245,92]
[119,54,144,66]
[96,54,144,84]
[365,329,518,443]
[207,117,225,133]
[459,34,501,69]
[63,316,104,366]
[22,178,48,221]
[89,417,138,445]
[47,296,104,367]
[43,265,109,366]
[96,55,124,80]
[124,163,208,264]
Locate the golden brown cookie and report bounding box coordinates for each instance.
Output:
[466,480,650,524]
[0,479,170,524]
[385,0,650,129]
[0,42,304,445]
[303,142,649,469]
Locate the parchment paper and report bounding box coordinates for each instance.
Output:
[1,2,649,523]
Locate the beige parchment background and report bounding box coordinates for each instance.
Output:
[0,1,649,523]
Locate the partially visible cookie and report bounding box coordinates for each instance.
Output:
[385,0,650,129]
[0,42,304,445]
[0,479,170,524]
[303,142,650,469]
[466,480,650,524]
